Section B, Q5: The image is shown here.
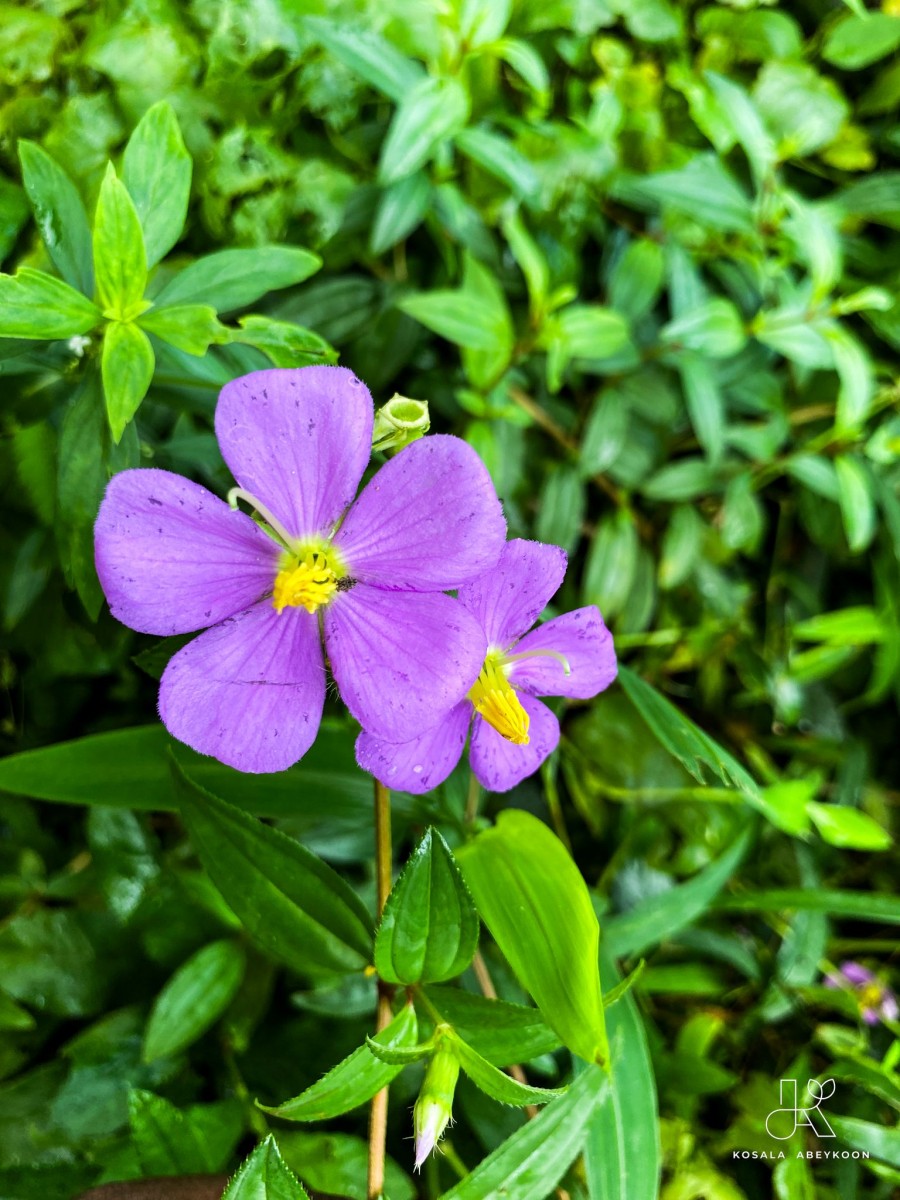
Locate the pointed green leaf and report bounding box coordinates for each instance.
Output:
[122,100,191,267]
[227,314,337,367]
[423,986,561,1067]
[375,828,478,985]
[18,140,93,294]
[304,17,425,103]
[458,811,608,1066]
[365,1036,433,1066]
[442,1065,609,1200]
[143,939,246,1062]
[371,172,431,255]
[444,1028,565,1107]
[603,960,646,1010]
[173,758,373,976]
[129,1090,220,1175]
[378,75,470,184]
[0,268,99,339]
[138,304,227,355]
[807,802,891,851]
[835,454,876,553]
[155,245,321,312]
[101,320,155,441]
[224,1135,310,1200]
[92,163,147,319]
[261,1004,417,1121]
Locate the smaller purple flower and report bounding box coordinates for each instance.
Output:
[825,961,899,1025]
[356,539,617,794]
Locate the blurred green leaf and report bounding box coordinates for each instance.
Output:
[831,1115,900,1166]
[823,14,900,70]
[305,17,425,103]
[835,454,876,553]
[370,173,431,255]
[143,940,246,1062]
[806,803,891,852]
[378,76,470,184]
[18,140,93,295]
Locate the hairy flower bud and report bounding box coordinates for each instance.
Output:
[413,1034,460,1170]
[372,394,430,454]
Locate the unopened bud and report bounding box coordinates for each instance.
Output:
[372,394,430,455]
[413,1034,459,1171]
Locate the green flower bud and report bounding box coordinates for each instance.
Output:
[372,394,430,455]
[413,1031,460,1171]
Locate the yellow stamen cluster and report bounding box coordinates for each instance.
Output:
[858,981,884,1013]
[273,551,338,614]
[468,655,530,745]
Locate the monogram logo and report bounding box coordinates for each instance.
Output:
[765,1079,836,1141]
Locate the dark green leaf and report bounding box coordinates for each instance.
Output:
[447,1029,565,1106]
[122,100,191,267]
[129,1089,224,1175]
[18,140,93,294]
[143,940,246,1062]
[304,18,425,103]
[224,1135,310,1200]
[423,986,560,1066]
[370,173,431,255]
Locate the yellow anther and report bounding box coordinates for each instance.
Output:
[272,551,338,614]
[468,656,530,745]
[859,982,884,1012]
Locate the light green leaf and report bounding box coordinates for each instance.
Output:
[583,509,639,619]
[458,811,608,1066]
[227,315,337,368]
[491,37,550,95]
[18,140,93,294]
[806,803,891,852]
[794,607,886,644]
[580,389,629,478]
[835,454,876,553]
[831,1116,900,1166]
[446,1028,565,1107]
[608,239,665,321]
[456,126,539,199]
[460,0,512,46]
[143,940,245,1062]
[173,758,373,976]
[679,355,724,462]
[442,1066,609,1200]
[138,304,227,356]
[261,1004,417,1121]
[0,268,100,339]
[375,828,478,985]
[545,304,631,360]
[535,466,585,554]
[662,299,746,358]
[92,163,147,319]
[370,173,431,255]
[719,889,900,924]
[828,325,873,432]
[754,62,848,157]
[155,245,321,312]
[502,209,549,315]
[823,14,900,70]
[122,100,191,267]
[101,320,155,441]
[642,459,721,501]
[224,1135,310,1200]
[379,76,470,184]
[423,986,560,1067]
[304,17,425,103]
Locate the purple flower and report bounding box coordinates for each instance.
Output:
[825,961,898,1025]
[356,539,617,793]
[95,366,506,774]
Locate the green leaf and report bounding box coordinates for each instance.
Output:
[423,987,561,1067]
[275,1131,414,1200]
[834,454,876,553]
[121,100,191,267]
[829,326,873,432]
[612,155,753,233]
[544,304,631,361]
[806,803,891,852]
[370,172,431,255]
[129,1090,225,1175]
[261,1004,417,1121]
[143,940,246,1062]
[442,1066,609,1200]
[101,320,155,441]
[92,163,148,319]
[585,953,660,1200]
[608,239,664,322]
[580,390,629,478]
[375,828,479,985]
[378,76,470,184]
[138,304,227,355]
[18,140,93,294]
[492,37,550,95]
[823,14,900,70]
[618,666,761,800]
[445,1028,565,1106]
[502,209,549,315]
[456,127,539,200]
[458,811,608,1065]
[719,889,900,924]
[583,510,639,620]
[604,825,754,958]
[831,1116,900,1167]
[0,268,99,339]
[155,245,321,312]
[754,62,848,157]
[304,17,425,103]
[678,355,724,462]
[173,758,373,976]
[399,290,498,351]
[0,990,36,1032]
[224,1135,310,1200]
[794,607,886,644]
[227,314,338,368]
[662,299,746,359]
[535,467,586,554]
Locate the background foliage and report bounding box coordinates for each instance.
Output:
[1,0,900,1197]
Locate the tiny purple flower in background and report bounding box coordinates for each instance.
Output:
[357,539,617,793]
[825,961,899,1025]
[94,366,506,774]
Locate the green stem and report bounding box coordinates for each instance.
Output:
[368,780,393,1200]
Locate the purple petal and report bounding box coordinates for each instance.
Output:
[159,602,325,773]
[840,961,875,986]
[470,694,560,793]
[332,435,506,590]
[324,585,485,742]
[356,701,471,794]
[862,1008,880,1026]
[95,468,280,636]
[457,539,567,647]
[882,992,899,1021]
[509,607,617,699]
[215,366,373,541]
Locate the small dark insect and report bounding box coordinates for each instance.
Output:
[336,576,357,593]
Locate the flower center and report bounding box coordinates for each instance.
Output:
[858,981,884,1012]
[468,654,530,745]
[273,548,341,614]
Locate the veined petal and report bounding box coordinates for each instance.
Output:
[332,435,506,590]
[356,701,471,794]
[508,607,617,699]
[324,585,485,742]
[95,468,280,636]
[159,602,325,774]
[470,694,560,793]
[215,366,374,541]
[457,539,567,648]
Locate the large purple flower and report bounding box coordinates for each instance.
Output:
[95,367,506,773]
[356,539,617,793]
